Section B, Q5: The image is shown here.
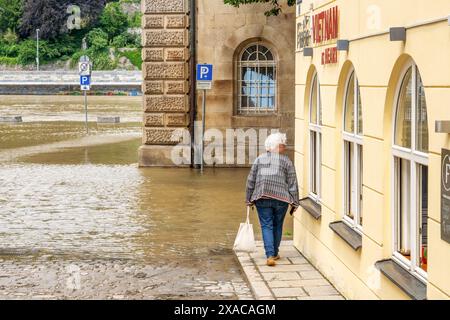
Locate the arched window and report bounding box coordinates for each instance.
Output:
[343,70,363,231]
[309,71,321,202]
[237,43,277,114]
[393,63,429,281]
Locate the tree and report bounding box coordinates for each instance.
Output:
[0,0,23,33]
[100,2,128,38]
[19,0,110,40]
[224,0,295,16]
[87,28,109,51]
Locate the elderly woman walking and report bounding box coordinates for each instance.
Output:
[246,133,300,267]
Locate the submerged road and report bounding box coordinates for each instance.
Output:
[0,95,278,300]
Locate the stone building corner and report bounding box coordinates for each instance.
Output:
[139,0,191,167]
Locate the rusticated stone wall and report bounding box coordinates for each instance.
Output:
[142,0,189,146]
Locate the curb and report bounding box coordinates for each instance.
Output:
[234,251,275,300]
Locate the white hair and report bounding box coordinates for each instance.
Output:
[265,132,287,152]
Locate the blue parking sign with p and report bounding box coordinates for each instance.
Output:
[80,75,91,86]
[197,64,213,81]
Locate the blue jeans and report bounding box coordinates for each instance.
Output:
[255,199,289,258]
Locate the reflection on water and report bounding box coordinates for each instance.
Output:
[134,168,257,260]
[0,121,141,150]
[0,163,145,259]
[0,95,142,122]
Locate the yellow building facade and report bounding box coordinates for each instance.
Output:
[294,0,450,300]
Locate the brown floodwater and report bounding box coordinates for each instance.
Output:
[0,95,293,299]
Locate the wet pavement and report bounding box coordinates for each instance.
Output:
[0,96,292,300]
[236,241,344,300]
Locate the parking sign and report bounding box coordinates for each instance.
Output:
[197,64,213,90]
[80,75,91,91]
[197,64,213,81]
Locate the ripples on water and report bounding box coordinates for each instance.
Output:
[0,164,145,259]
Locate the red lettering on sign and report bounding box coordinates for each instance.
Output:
[313,6,339,44]
[321,47,338,65]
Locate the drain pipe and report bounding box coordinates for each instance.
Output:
[188,0,197,168]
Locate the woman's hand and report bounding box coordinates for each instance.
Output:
[289,205,297,215]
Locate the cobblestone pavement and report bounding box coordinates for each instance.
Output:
[235,241,345,300]
[0,255,253,300]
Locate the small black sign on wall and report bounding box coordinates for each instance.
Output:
[442,149,450,244]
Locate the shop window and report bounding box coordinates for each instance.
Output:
[237,43,277,115]
[309,72,321,202]
[393,63,429,282]
[343,70,363,231]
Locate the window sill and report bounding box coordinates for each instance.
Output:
[329,221,362,251]
[299,197,321,220]
[231,115,280,128]
[375,259,427,300]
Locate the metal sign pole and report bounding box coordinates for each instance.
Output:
[84,90,89,134]
[201,89,206,171]
[79,55,91,135]
[196,63,213,171]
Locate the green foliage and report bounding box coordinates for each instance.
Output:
[100,2,128,38]
[127,12,142,28]
[0,56,19,65]
[87,28,109,51]
[3,29,19,44]
[0,0,142,69]
[0,0,23,32]
[112,34,128,48]
[91,50,117,70]
[119,49,142,69]
[223,0,295,16]
[19,0,109,40]
[16,39,35,64]
[71,48,117,71]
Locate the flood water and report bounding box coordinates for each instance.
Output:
[0,95,292,300]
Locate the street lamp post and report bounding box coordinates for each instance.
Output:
[36,29,40,71]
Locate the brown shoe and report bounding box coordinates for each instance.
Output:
[274,255,281,261]
[267,257,276,267]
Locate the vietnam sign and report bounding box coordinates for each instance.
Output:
[296,5,340,65]
[313,6,339,45]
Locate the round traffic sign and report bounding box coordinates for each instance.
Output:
[80,63,89,71]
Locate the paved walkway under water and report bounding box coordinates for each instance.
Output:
[236,241,345,300]
[0,95,259,300]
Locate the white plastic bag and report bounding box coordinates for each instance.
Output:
[233,207,256,253]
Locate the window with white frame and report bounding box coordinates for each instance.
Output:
[343,70,363,231]
[393,63,429,281]
[309,72,321,202]
[237,43,277,115]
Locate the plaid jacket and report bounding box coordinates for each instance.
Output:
[246,152,300,207]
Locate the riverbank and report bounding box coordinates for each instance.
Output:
[0,71,142,95]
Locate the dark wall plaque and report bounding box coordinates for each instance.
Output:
[441,149,450,244]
